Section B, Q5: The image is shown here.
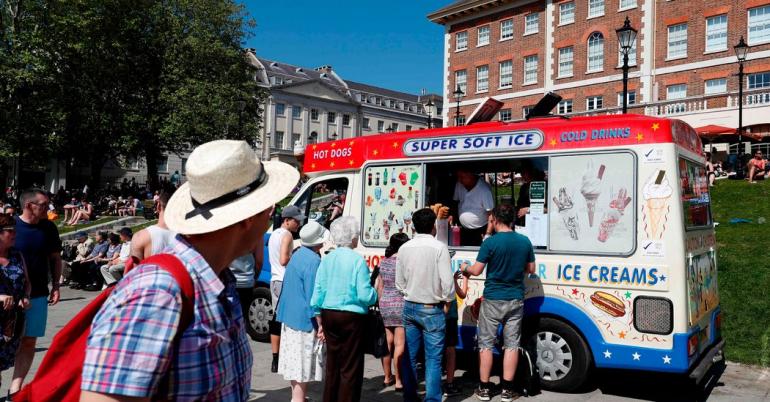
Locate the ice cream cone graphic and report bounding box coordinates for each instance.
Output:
[643,170,673,239]
[581,162,605,227]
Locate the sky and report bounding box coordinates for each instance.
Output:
[241,0,447,95]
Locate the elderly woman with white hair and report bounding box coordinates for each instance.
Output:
[311,216,379,402]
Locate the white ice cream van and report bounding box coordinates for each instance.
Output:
[282,114,723,391]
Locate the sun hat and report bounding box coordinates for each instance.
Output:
[281,205,306,221]
[300,220,330,247]
[165,140,299,235]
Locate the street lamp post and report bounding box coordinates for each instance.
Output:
[426,99,435,129]
[453,85,464,126]
[616,16,637,114]
[734,36,750,179]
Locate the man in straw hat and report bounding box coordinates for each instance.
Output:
[81,140,299,401]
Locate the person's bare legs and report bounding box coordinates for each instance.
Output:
[10,337,36,393]
[381,327,395,384]
[479,348,493,383]
[446,346,457,384]
[393,326,405,388]
[290,380,307,402]
[749,164,758,183]
[502,347,519,382]
[68,210,81,225]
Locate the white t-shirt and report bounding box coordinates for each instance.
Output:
[268,227,290,282]
[118,241,132,263]
[453,179,495,229]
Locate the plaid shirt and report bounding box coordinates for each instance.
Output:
[82,236,252,400]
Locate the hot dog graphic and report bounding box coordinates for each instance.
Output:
[589,291,626,318]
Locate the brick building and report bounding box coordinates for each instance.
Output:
[429,0,770,146]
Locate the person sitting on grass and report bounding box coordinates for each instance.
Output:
[748,150,769,183]
[66,199,93,225]
[61,197,80,225]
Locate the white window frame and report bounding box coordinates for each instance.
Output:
[291,105,302,118]
[455,70,467,94]
[342,114,351,126]
[617,91,636,106]
[310,108,319,121]
[748,5,770,45]
[588,0,604,18]
[619,0,636,11]
[377,120,385,132]
[456,31,468,51]
[477,25,490,46]
[748,72,770,89]
[275,103,285,116]
[525,13,539,35]
[704,78,727,94]
[559,2,575,25]
[587,32,605,72]
[667,23,688,59]
[499,108,512,122]
[586,96,603,111]
[523,55,538,85]
[705,14,728,52]
[666,84,687,100]
[523,106,533,118]
[274,131,285,150]
[327,112,336,123]
[363,118,370,129]
[557,99,573,114]
[476,65,489,92]
[558,47,574,78]
[500,19,514,40]
[499,60,513,89]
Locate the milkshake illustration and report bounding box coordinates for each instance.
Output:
[580,162,605,227]
[553,187,578,240]
[598,210,621,242]
[643,170,673,239]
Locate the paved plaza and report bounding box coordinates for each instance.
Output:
[2,287,768,402]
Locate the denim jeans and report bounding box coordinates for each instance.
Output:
[402,301,446,402]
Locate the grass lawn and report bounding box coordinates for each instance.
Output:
[128,219,158,233]
[710,178,770,366]
[55,217,119,234]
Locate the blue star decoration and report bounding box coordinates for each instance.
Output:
[660,275,667,282]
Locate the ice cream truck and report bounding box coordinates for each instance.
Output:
[284,114,723,392]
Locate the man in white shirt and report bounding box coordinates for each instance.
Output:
[130,191,175,262]
[267,205,304,372]
[453,169,495,246]
[396,208,454,402]
[100,227,132,285]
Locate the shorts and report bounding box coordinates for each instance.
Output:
[25,296,49,338]
[270,280,283,305]
[477,299,523,351]
[445,318,458,348]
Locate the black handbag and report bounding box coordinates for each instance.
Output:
[364,266,389,358]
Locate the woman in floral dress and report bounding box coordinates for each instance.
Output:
[0,214,31,388]
[377,233,410,391]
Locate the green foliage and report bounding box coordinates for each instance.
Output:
[0,0,265,187]
[710,179,770,366]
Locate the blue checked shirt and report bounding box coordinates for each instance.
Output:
[82,236,252,401]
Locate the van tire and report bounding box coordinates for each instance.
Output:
[246,287,274,343]
[528,317,592,392]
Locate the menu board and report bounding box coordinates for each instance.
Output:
[362,164,424,247]
[548,153,635,254]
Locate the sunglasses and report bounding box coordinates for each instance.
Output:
[0,227,15,232]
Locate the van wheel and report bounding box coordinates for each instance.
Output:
[247,287,273,343]
[529,317,592,392]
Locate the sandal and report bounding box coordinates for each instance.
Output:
[382,378,396,388]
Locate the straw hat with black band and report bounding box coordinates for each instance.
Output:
[165,140,299,235]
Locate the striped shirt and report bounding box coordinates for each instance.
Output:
[82,235,252,400]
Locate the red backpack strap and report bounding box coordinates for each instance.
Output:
[141,254,195,334]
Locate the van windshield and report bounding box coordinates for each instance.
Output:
[679,157,712,229]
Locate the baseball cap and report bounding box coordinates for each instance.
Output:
[281,205,306,221]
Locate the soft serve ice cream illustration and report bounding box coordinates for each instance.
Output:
[643,170,673,239]
[580,162,605,227]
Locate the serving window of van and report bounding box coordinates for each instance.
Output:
[361,152,636,255]
[679,157,712,229]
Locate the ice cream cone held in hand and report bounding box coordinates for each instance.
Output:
[643,170,673,239]
[581,162,605,227]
